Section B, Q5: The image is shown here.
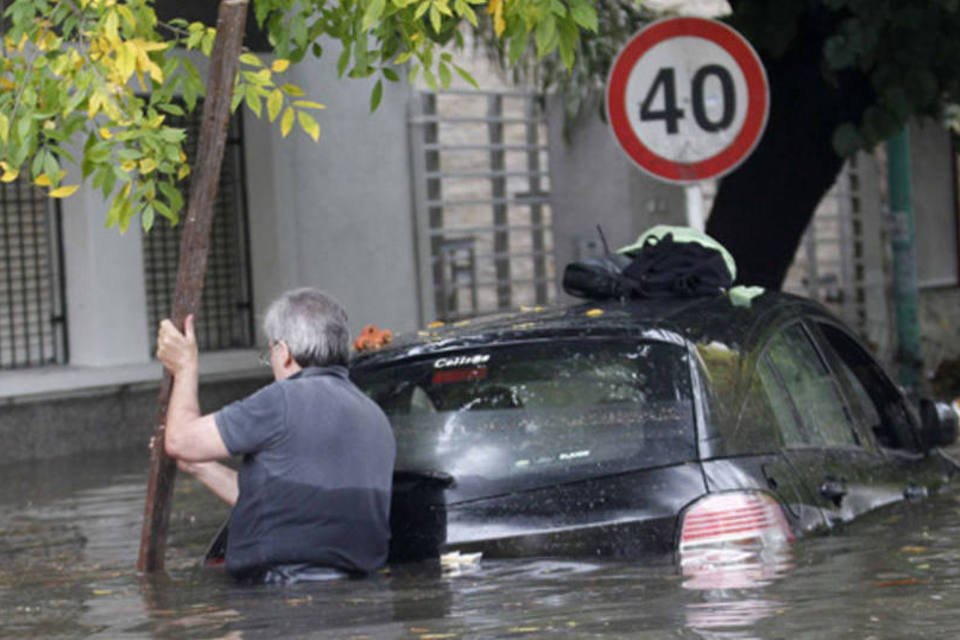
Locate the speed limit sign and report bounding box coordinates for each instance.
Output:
[606,17,769,183]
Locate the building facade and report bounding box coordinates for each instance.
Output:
[3,33,959,462]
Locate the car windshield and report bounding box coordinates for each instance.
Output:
[352,339,696,499]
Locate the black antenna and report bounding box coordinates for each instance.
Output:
[596,224,612,255]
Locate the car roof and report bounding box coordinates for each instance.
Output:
[352,291,832,368]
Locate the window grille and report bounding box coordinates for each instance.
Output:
[143,106,254,352]
[783,160,867,332]
[409,90,556,322]
[0,178,68,369]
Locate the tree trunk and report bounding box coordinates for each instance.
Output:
[707,9,874,289]
[137,0,249,574]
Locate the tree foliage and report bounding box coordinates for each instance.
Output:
[0,0,598,232]
[477,0,655,132]
[727,0,960,155]
[496,0,960,152]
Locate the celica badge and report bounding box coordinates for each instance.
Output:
[434,354,491,369]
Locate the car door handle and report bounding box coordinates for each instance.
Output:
[819,478,847,506]
[903,484,928,500]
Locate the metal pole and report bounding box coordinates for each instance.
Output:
[684,183,705,231]
[886,127,922,393]
[488,94,511,310]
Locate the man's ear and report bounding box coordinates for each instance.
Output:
[279,341,296,368]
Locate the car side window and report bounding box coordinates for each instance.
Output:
[695,342,784,454]
[816,323,918,450]
[755,357,806,447]
[763,324,858,447]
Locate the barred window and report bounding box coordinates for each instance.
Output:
[0,179,67,369]
[143,106,254,352]
[409,91,556,322]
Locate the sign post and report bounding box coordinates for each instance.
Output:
[606,17,769,228]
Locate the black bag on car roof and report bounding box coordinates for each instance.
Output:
[562,226,735,301]
[562,253,631,300]
[619,232,732,298]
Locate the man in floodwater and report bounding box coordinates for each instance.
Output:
[157,288,396,583]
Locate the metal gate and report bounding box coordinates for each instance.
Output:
[142,105,254,352]
[409,90,556,323]
[0,179,68,369]
[782,155,892,351]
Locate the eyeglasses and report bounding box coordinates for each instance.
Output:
[257,340,282,367]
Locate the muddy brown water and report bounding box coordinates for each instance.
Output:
[4,448,960,639]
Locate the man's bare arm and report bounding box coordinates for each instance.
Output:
[178,460,239,505]
[156,315,230,462]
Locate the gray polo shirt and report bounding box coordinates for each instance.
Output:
[214,366,395,579]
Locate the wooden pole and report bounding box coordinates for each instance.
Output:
[137,0,249,573]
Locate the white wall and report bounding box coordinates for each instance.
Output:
[244,42,422,337]
[61,184,151,366]
[911,119,958,288]
[546,95,687,296]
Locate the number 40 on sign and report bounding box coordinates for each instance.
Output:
[606,17,769,184]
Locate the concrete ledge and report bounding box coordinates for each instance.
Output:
[0,350,265,404]
[0,352,272,465]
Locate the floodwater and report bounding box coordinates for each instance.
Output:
[4,449,960,639]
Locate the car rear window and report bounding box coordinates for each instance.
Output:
[352,340,696,498]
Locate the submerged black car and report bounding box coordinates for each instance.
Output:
[350,292,959,565]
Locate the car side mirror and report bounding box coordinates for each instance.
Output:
[919,399,959,450]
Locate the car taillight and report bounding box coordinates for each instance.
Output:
[679,491,793,552]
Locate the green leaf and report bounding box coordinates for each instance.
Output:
[281,83,307,97]
[508,32,527,66]
[370,79,383,112]
[153,200,174,224]
[280,107,295,137]
[16,115,32,142]
[267,89,284,121]
[362,0,387,31]
[141,204,155,231]
[106,197,122,228]
[243,68,273,86]
[43,152,59,183]
[337,43,351,78]
[382,67,399,82]
[158,181,184,215]
[201,30,216,56]
[292,100,326,109]
[239,52,264,67]
[535,15,559,58]
[569,0,597,31]
[438,62,451,88]
[453,64,479,89]
[423,66,438,90]
[231,88,245,113]
[118,202,134,233]
[102,169,117,201]
[158,102,185,116]
[245,84,263,117]
[297,110,321,141]
[557,19,577,70]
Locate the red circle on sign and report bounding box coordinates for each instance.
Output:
[606,17,769,183]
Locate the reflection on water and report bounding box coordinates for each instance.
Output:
[681,543,792,637]
[4,448,960,638]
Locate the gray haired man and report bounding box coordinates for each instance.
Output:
[157,288,395,582]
